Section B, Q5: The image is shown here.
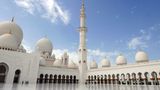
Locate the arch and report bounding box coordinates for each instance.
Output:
[94,75,96,84]
[44,74,48,83]
[116,74,120,84]
[53,74,57,83]
[66,75,69,83]
[108,74,111,84]
[104,74,107,84]
[100,75,103,84]
[73,75,76,84]
[121,74,126,85]
[70,75,73,83]
[49,74,53,83]
[62,75,65,83]
[13,69,21,84]
[126,73,131,85]
[112,74,115,84]
[131,73,137,85]
[39,74,44,84]
[151,71,159,85]
[138,72,144,85]
[58,75,61,83]
[97,75,100,84]
[0,63,9,83]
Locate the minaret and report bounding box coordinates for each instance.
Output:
[78,0,88,84]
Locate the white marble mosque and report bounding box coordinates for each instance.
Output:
[0,1,160,89]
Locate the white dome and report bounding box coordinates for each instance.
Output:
[53,59,62,67]
[135,51,148,63]
[0,21,23,45]
[35,37,53,54]
[100,58,110,67]
[39,57,46,66]
[0,33,18,50]
[68,61,78,69]
[116,54,127,65]
[90,60,98,69]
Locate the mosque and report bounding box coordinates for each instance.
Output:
[0,0,160,86]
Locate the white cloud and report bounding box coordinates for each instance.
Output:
[128,37,148,50]
[14,0,70,24]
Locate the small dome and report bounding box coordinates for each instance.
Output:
[100,58,110,67]
[90,60,98,69]
[135,51,148,63]
[35,37,53,54]
[0,33,18,50]
[68,61,78,69]
[116,54,127,65]
[39,57,46,66]
[0,21,23,45]
[53,59,62,67]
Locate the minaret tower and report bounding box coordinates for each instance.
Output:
[78,0,88,84]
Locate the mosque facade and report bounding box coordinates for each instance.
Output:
[0,0,160,85]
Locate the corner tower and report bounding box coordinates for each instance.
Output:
[78,0,88,84]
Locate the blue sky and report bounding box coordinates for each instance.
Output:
[0,0,160,65]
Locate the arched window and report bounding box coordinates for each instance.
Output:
[0,63,9,83]
[13,69,21,84]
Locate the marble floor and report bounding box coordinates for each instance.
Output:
[0,84,160,90]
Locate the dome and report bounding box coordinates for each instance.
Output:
[135,51,148,63]
[0,21,23,45]
[35,37,53,54]
[68,61,78,69]
[116,54,127,65]
[100,58,110,67]
[53,59,62,67]
[39,57,46,66]
[90,60,98,69]
[0,33,18,50]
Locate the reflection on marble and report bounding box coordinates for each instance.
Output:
[0,84,160,90]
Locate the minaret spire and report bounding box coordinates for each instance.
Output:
[78,0,88,84]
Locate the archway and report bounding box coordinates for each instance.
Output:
[132,73,137,85]
[97,75,100,84]
[108,75,111,84]
[144,72,151,85]
[104,75,107,84]
[58,75,61,84]
[49,74,53,83]
[39,74,44,84]
[112,74,115,84]
[53,75,57,83]
[116,74,120,84]
[62,75,65,83]
[126,73,131,85]
[66,75,69,83]
[44,74,48,83]
[94,75,96,84]
[100,75,103,84]
[13,69,21,84]
[91,75,93,84]
[151,71,159,85]
[0,63,9,83]
[73,76,76,84]
[121,74,125,85]
[70,75,73,83]
[138,72,144,85]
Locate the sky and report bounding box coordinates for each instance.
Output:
[0,0,160,65]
